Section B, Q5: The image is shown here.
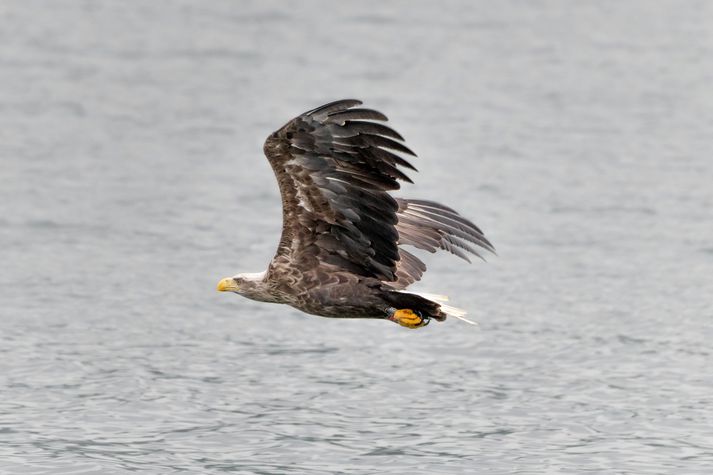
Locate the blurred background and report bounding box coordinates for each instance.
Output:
[2,1,712,473]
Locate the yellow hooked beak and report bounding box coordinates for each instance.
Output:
[217,277,239,292]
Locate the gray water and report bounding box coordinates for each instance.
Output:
[2,1,713,473]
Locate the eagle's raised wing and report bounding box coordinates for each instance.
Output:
[263,99,416,283]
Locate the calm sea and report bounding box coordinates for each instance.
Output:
[2,1,712,473]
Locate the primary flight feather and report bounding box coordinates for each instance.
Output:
[217,99,494,328]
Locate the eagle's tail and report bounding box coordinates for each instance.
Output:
[411,292,478,325]
[383,291,477,325]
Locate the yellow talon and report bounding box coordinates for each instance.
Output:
[389,308,429,329]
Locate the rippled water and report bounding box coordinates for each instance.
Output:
[2,1,713,473]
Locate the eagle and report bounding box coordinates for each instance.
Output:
[217,99,494,329]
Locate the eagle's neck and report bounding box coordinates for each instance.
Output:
[240,271,267,281]
[238,270,282,303]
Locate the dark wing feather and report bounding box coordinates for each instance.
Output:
[390,248,427,290]
[389,200,494,289]
[395,199,496,263]
[263,99,417,283]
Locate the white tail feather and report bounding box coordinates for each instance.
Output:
[410,292,449,302]
[402,291,479,326]
[445,312,479,326]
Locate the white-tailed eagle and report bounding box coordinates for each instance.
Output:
[217,99,494,328]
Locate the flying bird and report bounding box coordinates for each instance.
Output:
[217,99,494,329]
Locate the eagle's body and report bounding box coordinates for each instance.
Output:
[217,100,494,328]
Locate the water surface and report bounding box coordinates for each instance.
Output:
[2,1,713,473]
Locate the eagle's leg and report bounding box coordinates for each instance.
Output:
[385,307,430,329]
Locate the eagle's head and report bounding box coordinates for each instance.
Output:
[216,272,273,301]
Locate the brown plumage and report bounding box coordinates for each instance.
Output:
[217,99,494,327]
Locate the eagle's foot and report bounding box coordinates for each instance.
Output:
[387,308,430,329]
